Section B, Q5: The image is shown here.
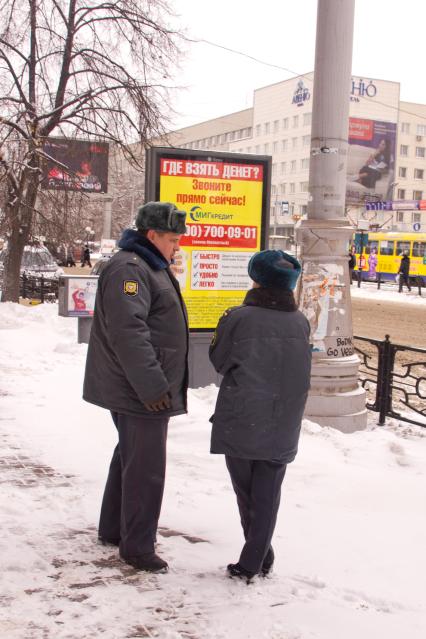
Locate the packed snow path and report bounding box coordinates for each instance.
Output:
[0,302,425,638]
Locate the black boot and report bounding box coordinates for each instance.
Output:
[122,552,168,573]
[227,562,256,583]
[261,547,275,576]
[98,536,120,547]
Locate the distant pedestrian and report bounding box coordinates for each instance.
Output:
[209,249,312,583]
[348,249,356,284]
[81,244,92,268]
[398,250,411,292]
[65,245,76,267]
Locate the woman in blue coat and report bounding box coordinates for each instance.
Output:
[209,250,311,582]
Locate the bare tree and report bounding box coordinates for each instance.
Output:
[0,0,180,301]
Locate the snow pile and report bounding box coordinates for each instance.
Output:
[0,302,425,639]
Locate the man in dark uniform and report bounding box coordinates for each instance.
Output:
[398,250,411,292]
[83,202,188,573]
[209,250,311,582]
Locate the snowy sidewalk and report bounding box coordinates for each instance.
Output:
[1,302,426,639]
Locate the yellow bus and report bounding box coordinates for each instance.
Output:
[353,232,426,284]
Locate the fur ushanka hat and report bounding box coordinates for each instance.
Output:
[248,249,301,290]
[135,202,187,234]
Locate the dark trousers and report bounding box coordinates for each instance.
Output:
[225,456,287,574]
[99,412,169,558]
[398,273,411,292]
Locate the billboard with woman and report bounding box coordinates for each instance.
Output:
[346,118,397,205]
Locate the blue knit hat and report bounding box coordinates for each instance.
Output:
[248,250,301,290]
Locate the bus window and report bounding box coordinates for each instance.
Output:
[412,241,426,258]
[396,240,411,255]
[365,240,378,255]
[379,240,394,256]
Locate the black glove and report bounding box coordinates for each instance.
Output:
[144,393,171,412]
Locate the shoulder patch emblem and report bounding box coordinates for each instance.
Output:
[123,280,138,296]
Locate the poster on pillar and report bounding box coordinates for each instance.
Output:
[298,260,354,357]
[145,148,271,329]
[346,118,397,205]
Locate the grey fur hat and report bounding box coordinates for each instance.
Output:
[135,202,187,234]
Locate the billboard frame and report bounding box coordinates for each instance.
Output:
[145,146,272,333]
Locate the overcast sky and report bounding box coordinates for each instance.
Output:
[168,0,426,130]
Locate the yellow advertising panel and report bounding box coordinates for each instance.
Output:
[156,154,269,329]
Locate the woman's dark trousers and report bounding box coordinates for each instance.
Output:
[225,456,287,574]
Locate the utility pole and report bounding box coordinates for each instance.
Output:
[297,0,367,431]
[102,197,113,240]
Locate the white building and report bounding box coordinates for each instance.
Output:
[166,73,426,244]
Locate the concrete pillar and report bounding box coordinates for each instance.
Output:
[297,0,367,432]
[102,197,113,239]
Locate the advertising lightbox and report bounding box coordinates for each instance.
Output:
[41,138,109,193]
[346,118,397,205]
[145,148,271,330]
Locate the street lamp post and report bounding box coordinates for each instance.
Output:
[84,226,95,244]
[296,0,367,432]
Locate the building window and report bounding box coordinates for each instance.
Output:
[273,141,279,153]
[414,168,424,180]
[271,184,277,196]
[280,183,286,194]
[292,115,299,128]
[397,189,406,199]
[282,118,289,129]
[280,162,286,174]
[272,164,277,176]
[302,135,311,146]
[290,160,296,173]
[292,137,298,149]
[300,158,310,170]
[396,211,404,222]
[264,143,270,154]
[300,182,309,192]
[303,112,312,126]
[255,124,261,137]
[281,139,288,152]
[273,120,279,134]
[247,146,252,153]
[401,122,410,134]
[255,145,260,154]
[399,166,407,178]
[416,147,425,158]
[413,190,422,200]
[300,205,308,216]
[290,182,295,193]
[400,145,408,156]
[417,124,426,136]
[264,122,270,135]
[412,212,421,223]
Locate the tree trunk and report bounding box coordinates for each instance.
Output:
[1,161,40,303]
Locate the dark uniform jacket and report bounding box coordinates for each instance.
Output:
[398,255,410,276]
[209,288,311,463]
[83,230,189,418]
